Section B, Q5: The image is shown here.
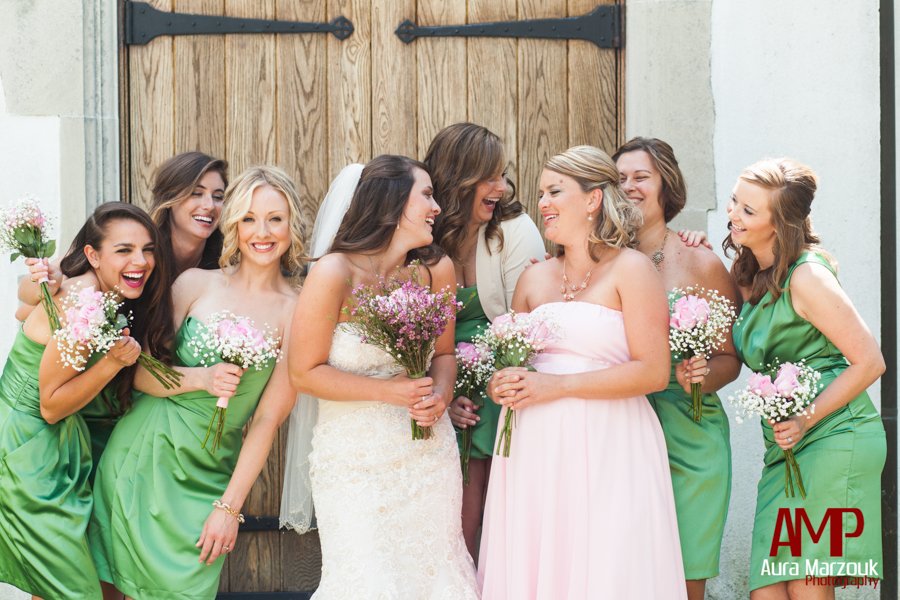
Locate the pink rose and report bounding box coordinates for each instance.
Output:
[773,363,801,397]
[670,295,711,331]
[217,319,237,340]
[69,321,90,342]
[748,372,777,397]
[457,342,479,363]
[79,302,102,326]
[78,286,100,305]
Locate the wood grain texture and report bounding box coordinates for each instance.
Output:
[281,530,323,591]
[276,0,327,253]
[415,0,467,159]
[173,0,226,158]
[517,0,568,221]
[328,0,372,176]
[372,0,416,157]
[567,0,617,153]
[467,0,518,189]
[223,3,278,590]
[128,0,174,209]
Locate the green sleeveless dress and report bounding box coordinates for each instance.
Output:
[647,360,731,579]
[81,352,124,478]
[89,317,277,599]
[0,329,101,599]
[454,285,498,461]
[732,252,885,590]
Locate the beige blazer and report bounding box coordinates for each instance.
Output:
[474,213,546,321]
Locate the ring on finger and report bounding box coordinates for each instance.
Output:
[787,436,793,443]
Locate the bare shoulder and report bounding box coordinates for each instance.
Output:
[428,255,455,282]
[789,260,838,295]
[305,253,353,285]
[58,271,99,296]
[681,244,731,283]
[174,267,220,288]
[612,247,656,275]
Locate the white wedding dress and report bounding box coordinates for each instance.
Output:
[308,325,479,599]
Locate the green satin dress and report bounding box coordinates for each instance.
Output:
[733,252,885,590]
[89,317,277,599]
[647,360,731,579]
[0,329,101,599]
[81,352,124,478]
[454,285,498,461]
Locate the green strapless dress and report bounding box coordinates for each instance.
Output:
[733,252,885,590]
[454,285,498,461]
[89,317,276,599]
[647,359,731,579]
[0,328,101,598]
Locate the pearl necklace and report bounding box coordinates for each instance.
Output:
[560,259,593,301]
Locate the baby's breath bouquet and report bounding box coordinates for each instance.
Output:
[474,311,556,457]
[346,263,461,440]
[729,360,822,498]
[55,285,182,388]
[454,341,495,483]
[668,286,737,422]
[188,311,282,453]
[0,196,60,329]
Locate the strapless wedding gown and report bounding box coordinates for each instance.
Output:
[308,325,479,599]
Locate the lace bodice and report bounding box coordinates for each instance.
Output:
[327,324,404,378]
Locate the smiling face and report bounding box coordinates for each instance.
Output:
[471,170,508,226]
[236,184,292,268]
[85,218,156,299]
[538,169,599,246]
[170,170,226,241]
[397,167,441,247]
[616,149,664,225]
[727,179,776,253]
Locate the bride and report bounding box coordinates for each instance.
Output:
[283,155,478,598]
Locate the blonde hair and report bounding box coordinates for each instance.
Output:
[544,145,642,259]
[219,166,306,275]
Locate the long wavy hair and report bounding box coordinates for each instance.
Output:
[329,155,444,266]
[544,146,642,260]
[612,137,687,223]
[148,151,229,277]
[723,157,833,305]
[218,165,306,279]
[60,202,174,412]
[423,123,524,260]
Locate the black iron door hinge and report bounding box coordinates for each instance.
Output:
[395,4,621,49]
[124,1,354,46]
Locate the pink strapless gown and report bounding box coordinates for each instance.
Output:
[478,302,687,600]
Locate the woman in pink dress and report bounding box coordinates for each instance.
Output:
[479,145,687,600]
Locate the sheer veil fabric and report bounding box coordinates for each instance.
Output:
[280,163,365,533]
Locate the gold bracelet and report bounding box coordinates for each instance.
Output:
[212,499,245,524]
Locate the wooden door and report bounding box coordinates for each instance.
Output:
[121,0,621,594]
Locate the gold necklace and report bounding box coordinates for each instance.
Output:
[650,228,670,271]
[560,259,594,302]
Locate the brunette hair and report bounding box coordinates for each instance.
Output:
[329,155,444,266]
[544,146,642,260]
[149,151,229,275]
[723,158,832,305]
[423,123,523,260]
[60,202,174,412]
[219,165,306,277]
[612,137,687,223]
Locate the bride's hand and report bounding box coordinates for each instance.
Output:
[409,392,447,427]
[196,507,239,565]
[203,363,244,398]
[382,374,434,408]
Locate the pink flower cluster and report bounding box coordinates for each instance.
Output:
[55,285,129,371]
[478,311,557,369]
[64,287,109,343]
[747,363,803,399]
[729,360,821,425]
[216,316,267,352]
[189,311,282,373]
[669,294,711,330]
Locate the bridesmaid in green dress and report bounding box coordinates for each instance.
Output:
[90,166,302,599]
[424,123,545,558]
[615,138,740,600]
[0,202,172,599]
[725,158,886,598]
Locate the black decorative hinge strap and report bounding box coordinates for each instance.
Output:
[125,1,354,46]
[395,5,621,49]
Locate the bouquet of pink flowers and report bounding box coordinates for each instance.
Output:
[473,311,556,457]
[188,311,282,453]
[729,361,822,498]
[454,341,495,483]
[55,285,182,388]
[346,265,460,440]
[668,286,737,422]
[0,196,60,329]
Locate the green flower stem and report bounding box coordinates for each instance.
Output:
[783,448,806,499]
[495,407,515,457]
[137,353,183,389]
[39,282,61,331]
[460,428,473,484]
[409,370,433,441]
[691,382,703,422]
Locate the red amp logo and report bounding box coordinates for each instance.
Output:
[770,508,864,556]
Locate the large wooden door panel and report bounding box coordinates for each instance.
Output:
[122,1,621,594]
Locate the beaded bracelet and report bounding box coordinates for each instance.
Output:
[212,499,246,524]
